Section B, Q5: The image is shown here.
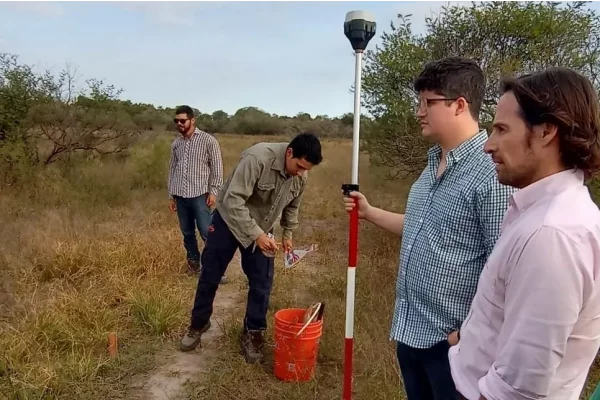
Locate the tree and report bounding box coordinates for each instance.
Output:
[231,107,284,135]
[361,1,600,178]
[31,77,138,165]
[0,53,140,182]
[0,53,56,143]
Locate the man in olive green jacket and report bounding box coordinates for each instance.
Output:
[179,132,323,363]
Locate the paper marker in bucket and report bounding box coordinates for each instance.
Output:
[342,10,376,400]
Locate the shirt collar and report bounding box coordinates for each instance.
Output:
[509,169,584,213]
[427,130,488,168]
[182,127,201,140]
[270,143,289,178]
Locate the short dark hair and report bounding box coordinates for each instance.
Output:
[414,56,485,120]
[288,132,323,165]
[500,67,600,178]
[175,105,195,119]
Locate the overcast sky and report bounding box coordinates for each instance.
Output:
[2,1,593,118]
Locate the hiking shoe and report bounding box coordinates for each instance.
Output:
[219,275,229,285]
[187,259,201,274]
[180,321,211,352]
[241,329,265,364]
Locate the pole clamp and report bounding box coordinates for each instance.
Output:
[342,184,359,196]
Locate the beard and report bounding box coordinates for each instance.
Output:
[496,145,538,189]
[178,123,192,135]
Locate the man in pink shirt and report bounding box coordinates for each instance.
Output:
[448,67,600,400]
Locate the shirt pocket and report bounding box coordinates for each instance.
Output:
[256,173,277,203]
[285,180,302,203]
[427,200,456,249]
[437,195,478,249]
[173,143,185,161]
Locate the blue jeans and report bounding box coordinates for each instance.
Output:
[174,195,212,262]
[396,340,458,400]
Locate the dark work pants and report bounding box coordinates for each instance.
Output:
[396,340,459,400]
[174,195,212,262]
[190,210,275,331]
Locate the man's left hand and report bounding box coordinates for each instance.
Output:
[283,239,293,253]
[206,193,216,208]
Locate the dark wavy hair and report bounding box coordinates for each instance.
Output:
[414,56,486,121]
[500,67,600,178]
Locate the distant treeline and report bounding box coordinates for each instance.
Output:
[114,102,371,138]
[0,51,374,185]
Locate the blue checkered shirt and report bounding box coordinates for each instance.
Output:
[390,130,517,348]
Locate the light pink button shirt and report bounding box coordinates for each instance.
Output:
[449,169,600,400]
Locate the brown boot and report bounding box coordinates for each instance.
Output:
[187,259,201,274]
[179,321,211,352]
[241,329,265,364]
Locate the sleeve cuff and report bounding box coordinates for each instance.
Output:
[478,365,521,400]
[282,229,293,240]
[209,187,220,196]
[238,226,264,249]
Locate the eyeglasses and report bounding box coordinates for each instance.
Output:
[414,97,470,112]
[173,118,189,124]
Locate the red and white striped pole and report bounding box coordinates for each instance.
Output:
[342,11,376,400]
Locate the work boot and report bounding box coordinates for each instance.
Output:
[241,328,265,364]
[180,321,211,352]
[187,259,201,274]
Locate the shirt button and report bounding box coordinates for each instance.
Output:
[419,218,423,223]
[407,245,412,250]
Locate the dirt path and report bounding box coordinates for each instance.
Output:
[129,252,245,400]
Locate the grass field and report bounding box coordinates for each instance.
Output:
[0,133,598,399]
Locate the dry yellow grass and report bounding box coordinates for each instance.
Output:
[0,133,598,399]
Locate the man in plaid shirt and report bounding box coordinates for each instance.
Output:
[343,57,516,399]
[168,105,225,282]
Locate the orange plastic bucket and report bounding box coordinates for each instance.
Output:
[273,308,323,382]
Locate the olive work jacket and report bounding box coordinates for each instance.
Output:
[215,142,306,249]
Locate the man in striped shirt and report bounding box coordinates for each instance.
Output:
[168,105,224,279]
[343,57,516,399]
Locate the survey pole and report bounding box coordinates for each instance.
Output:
[341,10,376,400]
